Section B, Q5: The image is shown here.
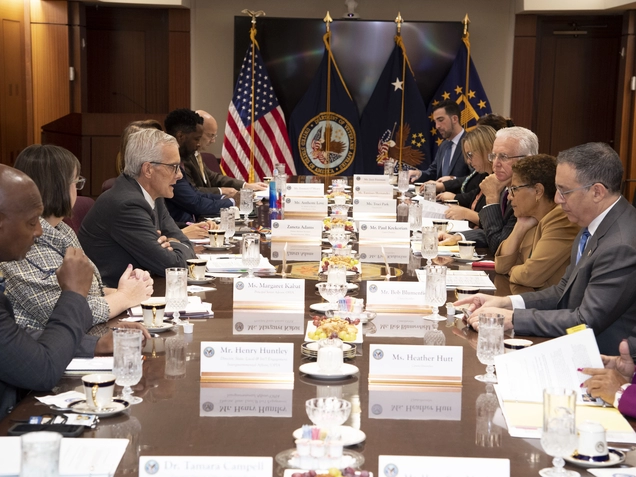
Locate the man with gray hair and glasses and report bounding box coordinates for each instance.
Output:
[458,142,636,357]
[79,128,196,287]
[441,126,539,253]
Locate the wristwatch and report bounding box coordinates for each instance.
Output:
[613,383,631,408]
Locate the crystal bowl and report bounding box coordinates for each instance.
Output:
[305,397,352,428]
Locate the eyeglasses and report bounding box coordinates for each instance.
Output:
[487,153,526,163]
[204,133,218,141]
[73,176,86,191]
[465,151,474,159]
[148,162,181,174]
[556,183,602,201]
[508,183,532,197]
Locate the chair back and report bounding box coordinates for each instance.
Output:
[62,196,95,233]
[101,177,117,193]
[200,152,222,174]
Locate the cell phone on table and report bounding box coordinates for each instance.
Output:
[8,423,85,437]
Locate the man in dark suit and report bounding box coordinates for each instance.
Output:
[440,126,539,254]
[0,165,94,418]
[79,128,197,287]
[460,143,636,357]
[409,100,469,183]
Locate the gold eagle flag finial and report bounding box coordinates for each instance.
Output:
[241,9,265,24]
[395,12,403,35]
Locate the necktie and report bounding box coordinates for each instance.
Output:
[501,189,509,215]
[195,152,207,185]
[576,228,591,264]
[441,143,452,177]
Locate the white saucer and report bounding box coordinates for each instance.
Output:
[299,362,359,380]
[203,244,232,251]
[564,448,625,468]
[309,303,339,313]
[451,253,486,263]
[292,425,366,446]
[187,277,214,285]
[68,398,130,417]
[145,321,175,333]
[315,282,359,291]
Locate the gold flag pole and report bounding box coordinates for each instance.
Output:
[242,9,266,182]
[395,12,404,169]
[462,14,471,130]
[323,11,333,183]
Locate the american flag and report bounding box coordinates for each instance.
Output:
[221,44,296,180]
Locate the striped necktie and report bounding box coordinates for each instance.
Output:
[441,142,452,177]
[576,228,591,264]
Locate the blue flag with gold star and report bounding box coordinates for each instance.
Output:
[428,36,491,157]
[360,38,431,174]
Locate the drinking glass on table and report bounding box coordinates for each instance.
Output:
[220,208,235,244]
[540,389,579,477]
[475,313,505,383]
[423,182,437,202]
[165,267,188,324]
[408,202,422,239]
[424,265,447,322]
[383,158,396,176]
[241,233,261,278]
[397,169,409,201]
[113,329,143,405]
[239,188,254,223]
[420,226,438,267]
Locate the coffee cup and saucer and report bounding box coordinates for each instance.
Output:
[67,373,130,417]
[564,420,626,468]
[187,258,213,284]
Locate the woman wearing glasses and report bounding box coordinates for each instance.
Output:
[0,144,153,331]
[494,154,580,293]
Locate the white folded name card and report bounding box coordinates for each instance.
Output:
[368,344,463,385]
[378,456,509,477]
[271,242,322,262]
[283,197,328,217]
[353,183,394,198]
[358,244,410,264]
[139,456,272,477]
[271,220,322,242]
[369,387,462,421]
[358,221,408,243]
[353,198,396,221]
[200,385,292,417]
[366,281,427,312]
[372,314,438,338]
[284,183,325,197]
[200,341,294,383]
[353,174,391,184]
[233,278,305,310]
[232,310,304,335]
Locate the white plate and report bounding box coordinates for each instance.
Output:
[203,244,232,251]
[187,278,214,285]
[315,282,359,291]
[305,321,363,343]
[451,253,486,263]
[292,425,366,446]
[309,303,339,313]
[564,448,625,468]
[299,362,359,379]
[145,321,175,333]
[67,399,130,417]
[303,341,356,353]
[325,310,377,324]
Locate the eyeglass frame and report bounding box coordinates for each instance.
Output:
[556,182,605,201]
[487,153,527,164]
[147,161,181,175]
[204,133,218,141]
[73,176,86,191]
[508,183,533,198]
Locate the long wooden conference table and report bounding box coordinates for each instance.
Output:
[1,195,632,476]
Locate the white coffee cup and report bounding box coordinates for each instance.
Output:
[458,240,476,260]
[187,258,208,280]
[455,286,480,301]
[317,339,344,373]
[82,373,116,410]
[432,220,453,234]
[576,420,608,462]
[209,230,226,247]
[141,300,166,327]
[504,338,533,353]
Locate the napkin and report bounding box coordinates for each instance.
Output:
[36,391,85,409]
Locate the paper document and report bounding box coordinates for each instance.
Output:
[129,296,212,317]
[419,200,448,219]
[206,255,275,273]
[65,357,113,374]
[415,270,496,290]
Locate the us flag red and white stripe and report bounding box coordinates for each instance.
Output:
[221,43,296,180]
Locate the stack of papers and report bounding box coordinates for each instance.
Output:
[128,296,212,318]
[204,254,276,273]
[65,357,114,375]
[414,269,496,290]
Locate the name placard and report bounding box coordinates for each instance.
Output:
[369,387,462,421]
[353,174,391,184]
[233,278,304,310]
[352,198,396,221]
[358,244,410,264]
[271,220,322,243]
[378,456,509,477]
[200,385,292,417]
[368,344,463,385]
[358,221,408,243]
[232,310,304,335]
[139,457,272,477]
[373,314,438,338]
[353,183,394,199]
[366,281,427,312]
[283,197,328,219]
[200,341,294,384]
[284,183,325,197]
[271,242,322,262]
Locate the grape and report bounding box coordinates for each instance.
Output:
[352,318,360,325]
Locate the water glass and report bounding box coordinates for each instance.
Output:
[383,158,396,176]
[424,265,447,322]
[241,233,261,277]
[239,188,254,221]
[421,226,438,266]
[113,329,143,404]
[408,202,422,238]
[220,208,235,243]
[164,336,187,380]
[20,431,62,477]
[397,169,409,200]
[540,389,579,477]
[475,313,505,383]
[423,183,437,202]
[165,267,188,323]
[327,264,347,285]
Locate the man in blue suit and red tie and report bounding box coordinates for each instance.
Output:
[409,100,469,183]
